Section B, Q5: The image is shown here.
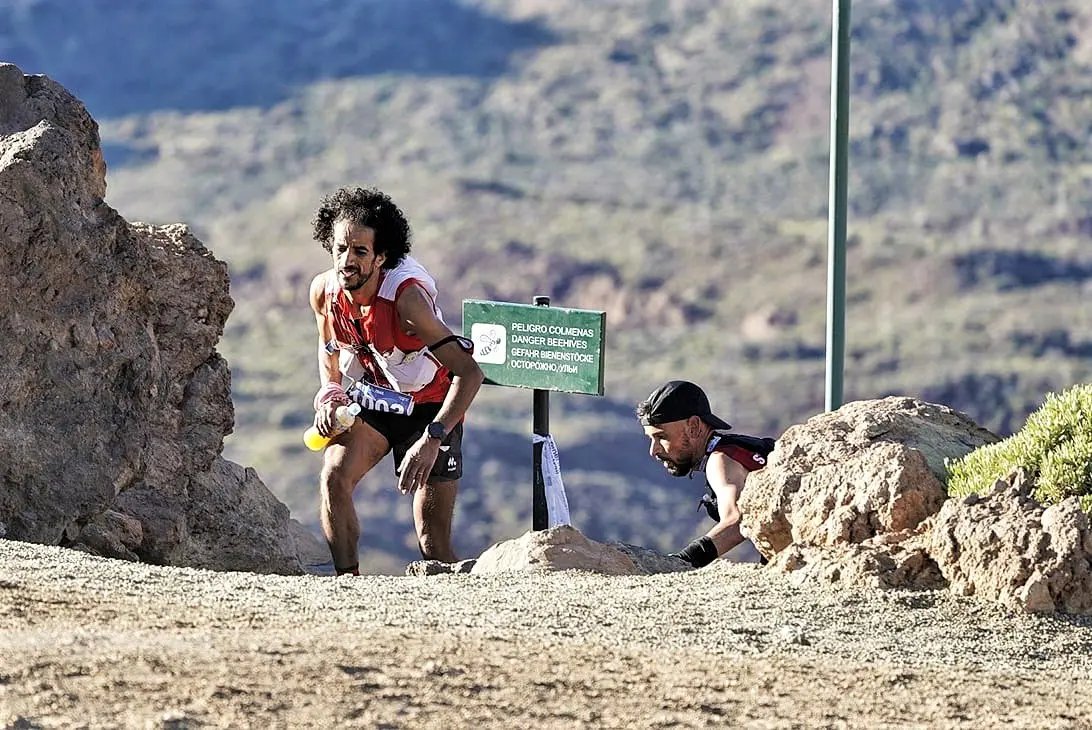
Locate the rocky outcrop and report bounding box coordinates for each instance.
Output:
[927,469,1092,614]
[742,397,1092,614]
[0,63,321,574]
[740,397,998,556]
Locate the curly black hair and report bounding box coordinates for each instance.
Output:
[312,186,412,269]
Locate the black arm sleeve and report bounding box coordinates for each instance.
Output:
[427,334,474,353]
[670,536,719,568]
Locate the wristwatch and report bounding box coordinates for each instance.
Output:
[426,422,447,441]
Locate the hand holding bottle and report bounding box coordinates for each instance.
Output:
[303,402,362,451]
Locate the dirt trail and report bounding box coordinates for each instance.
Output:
[2,541,1090,729]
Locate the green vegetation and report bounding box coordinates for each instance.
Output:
[948,384,1092,512]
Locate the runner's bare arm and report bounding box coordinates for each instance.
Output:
[309,272,341,386]
[396,283,484,434]
[393,284,484,493]
[309,272,343,435]
[704,451,750,555]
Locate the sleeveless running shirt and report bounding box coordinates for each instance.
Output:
[695,432,775,521]
[324,256,451,404]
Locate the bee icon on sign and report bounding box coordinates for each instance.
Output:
[477,332,501,356]
[470,323,507,365]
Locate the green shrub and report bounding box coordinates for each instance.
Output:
[947,383,1092,513]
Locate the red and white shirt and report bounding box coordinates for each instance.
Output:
[324,256,451,405]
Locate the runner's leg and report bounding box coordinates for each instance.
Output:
[413,478,458,562]
[320,421,389,573]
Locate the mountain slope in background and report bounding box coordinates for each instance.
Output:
[3,0,1090,572]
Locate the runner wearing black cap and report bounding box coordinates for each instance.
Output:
[636,380,775,568]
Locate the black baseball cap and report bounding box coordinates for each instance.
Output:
[638,380,732,431]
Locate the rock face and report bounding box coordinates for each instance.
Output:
[0,63,320,574]
[928,469,1092,614]
[740,397,999,556]
[472,526,657,576]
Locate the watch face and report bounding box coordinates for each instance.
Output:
[427,422,446,440]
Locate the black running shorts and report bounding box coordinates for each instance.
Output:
[358,401,464,481]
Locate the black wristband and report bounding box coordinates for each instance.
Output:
[673,536,719,568]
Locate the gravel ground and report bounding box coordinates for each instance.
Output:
[1,540,1091,729]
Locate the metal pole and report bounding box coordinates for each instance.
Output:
[531,295,551,530]
[825,0,852,411]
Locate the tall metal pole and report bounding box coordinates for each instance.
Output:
[825,0,852,411]
[531,295,550,530]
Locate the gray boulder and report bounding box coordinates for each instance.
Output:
[0,63,319,574]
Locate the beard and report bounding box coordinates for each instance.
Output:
[650,430,703,476]
[657,452,699,477]
[338,264,375,291]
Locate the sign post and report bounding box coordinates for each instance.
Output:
[463,297,606,529]
[531,296,551,530]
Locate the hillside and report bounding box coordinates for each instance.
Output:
[2,0,1090,572]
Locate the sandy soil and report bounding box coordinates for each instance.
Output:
[2,540,1091,729]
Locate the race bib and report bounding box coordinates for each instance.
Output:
[346,381,415,416]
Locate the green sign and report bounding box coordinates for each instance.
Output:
[462,299,606,395]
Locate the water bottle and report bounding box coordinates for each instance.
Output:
[303,402,362,451]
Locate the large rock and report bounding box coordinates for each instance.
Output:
[473,526,646,576]
[741,397,999,557]
[408,535,692,577]
[927,469,1092,614]
[747,402,1092,616]
[0,63,319,574]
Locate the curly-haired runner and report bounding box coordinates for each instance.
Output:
[637,381,775,568]
[308,186,484,575]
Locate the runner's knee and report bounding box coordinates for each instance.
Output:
[320,463,357,498]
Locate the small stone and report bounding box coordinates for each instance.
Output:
[775,624,810,646]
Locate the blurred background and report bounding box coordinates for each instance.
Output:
[3,0,1090,572]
